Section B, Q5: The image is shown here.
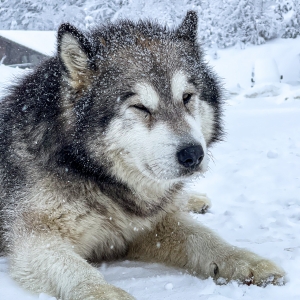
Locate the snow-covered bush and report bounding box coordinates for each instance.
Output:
[280,0,300,38]
[0,0,298,48]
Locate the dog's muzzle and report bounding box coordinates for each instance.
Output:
[177,145,204,169]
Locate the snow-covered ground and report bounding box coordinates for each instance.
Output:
[1,37,300,300]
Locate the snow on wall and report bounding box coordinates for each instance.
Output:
[0,30,56,56]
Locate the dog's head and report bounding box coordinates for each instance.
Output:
[57,11,223,183]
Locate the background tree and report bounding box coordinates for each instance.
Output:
[0,0,296,48]
[281,0,300,38]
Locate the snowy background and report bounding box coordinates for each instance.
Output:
[0,0,300,48]
[1,1,300,300]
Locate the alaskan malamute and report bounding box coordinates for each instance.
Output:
[0,11,285,300]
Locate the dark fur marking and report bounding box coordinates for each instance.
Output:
[56,145,170,218]
[0,59,62,191]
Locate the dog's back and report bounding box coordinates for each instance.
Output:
[0,59,63,253]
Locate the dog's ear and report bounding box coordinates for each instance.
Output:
[176,11,198,43]
[57,23,94,89]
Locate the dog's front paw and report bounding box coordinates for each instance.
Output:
[211,249,285,286]
[74,284,135,300]
[187,193,211,213]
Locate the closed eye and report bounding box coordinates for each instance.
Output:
[131,104,151,115]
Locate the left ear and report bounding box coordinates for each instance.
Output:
[175,11,198,43]
[57,23,95,89]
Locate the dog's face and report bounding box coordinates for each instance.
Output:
[58,11,223,182]
[101,69,213,181]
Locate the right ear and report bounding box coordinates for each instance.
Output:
[57,23,94,89]
[175,11,198,44]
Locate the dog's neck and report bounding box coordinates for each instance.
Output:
[55,144,183,217]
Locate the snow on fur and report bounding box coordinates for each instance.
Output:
[0,36,300,300]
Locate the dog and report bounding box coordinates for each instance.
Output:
[0,11,285,300]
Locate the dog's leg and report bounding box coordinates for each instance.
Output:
[9,233,134,300]
[186,192,211,213]
[127,212,285,286]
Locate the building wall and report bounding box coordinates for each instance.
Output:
[0,36,47,67]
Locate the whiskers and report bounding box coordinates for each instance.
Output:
[141,154,179,180]
[207,149,216,165]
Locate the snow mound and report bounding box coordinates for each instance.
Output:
[267,150,279,159]
[244,84,281,98]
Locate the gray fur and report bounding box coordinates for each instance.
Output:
[0,11,285,299]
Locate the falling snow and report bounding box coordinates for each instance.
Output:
[0,26,300,300]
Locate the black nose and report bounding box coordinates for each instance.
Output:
[177,145,204,169]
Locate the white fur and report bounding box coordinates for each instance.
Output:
[170,71,215,145]
[105,114,200,181]
[171,71,188,102]
[186,192,211,213]
[199,101,215,143]
[134,82,159,110]
[102,77,211,182]
[171,71,198,103]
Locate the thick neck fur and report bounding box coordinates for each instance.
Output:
[56,143,183,218]
[55,72,184,219]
